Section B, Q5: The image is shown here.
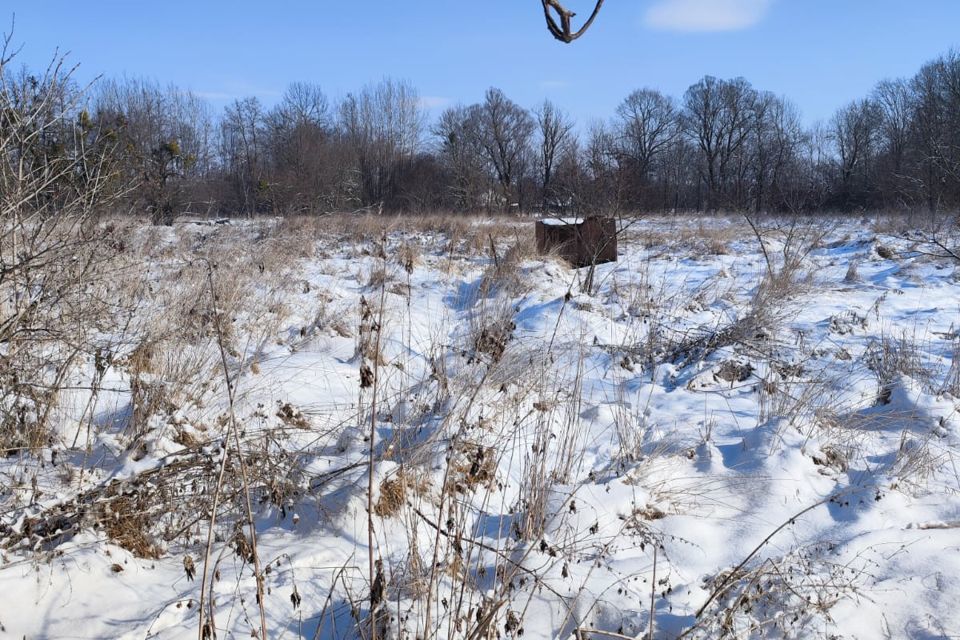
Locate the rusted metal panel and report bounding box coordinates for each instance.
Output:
[535,217,617,267]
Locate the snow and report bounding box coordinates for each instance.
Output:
[540,217,585,226]
[1,216,959,639]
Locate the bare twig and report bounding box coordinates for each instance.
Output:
[541,0,606,43]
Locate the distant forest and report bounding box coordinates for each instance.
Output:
[6,43,960,220]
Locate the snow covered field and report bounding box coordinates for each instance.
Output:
[1,214,959,639]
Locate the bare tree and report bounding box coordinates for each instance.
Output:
[470,88,535,210]
[14,21,960,218]
[0,29,129,451]
[220,96,267,215]
[746,92,804,212]
[614,88,679,205]
[435,105,490,211]
[831,98,880,209]
[535,100,575,212]
[339,78,426,210]
[264,83,337,213]
[94,78,212,223]
[873,78,912,206]
[683,76,757,211]
[582,120,622,213]
[910,53,960,211]
[277,81,330,126]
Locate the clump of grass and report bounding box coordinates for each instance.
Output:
[472,312,516,363]
[374,470,430,518]
[478,236,536,298]
[865,331,931,402]
[843,259,861,283]
[100,495,163,559]
[942,335,960,397]
[366,262,391,289]
[445,442,497,494]
[691,542,873,639]
[395,239,422,274]
[876,244,896,260]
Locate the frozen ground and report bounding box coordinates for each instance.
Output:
[1,214,958,639]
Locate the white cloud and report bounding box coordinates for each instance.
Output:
[195,84,281,103]
[419,96,452,110]
[644,0,773,32]
[195,90,238,101]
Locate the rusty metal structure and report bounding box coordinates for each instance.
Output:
[535,216,617,267]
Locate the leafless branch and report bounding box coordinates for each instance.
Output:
[541,0,605,43]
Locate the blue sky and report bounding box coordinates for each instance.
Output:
[5,1,960,126]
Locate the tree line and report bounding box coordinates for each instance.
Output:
[6,49,960,222]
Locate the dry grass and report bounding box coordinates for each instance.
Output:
[2,210,955,640]
[101,495,163,559]
[689,542,873,639]
[635,218,741,257]
[374,470,431,518]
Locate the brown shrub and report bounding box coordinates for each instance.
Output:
[100,496,162,559]
[374,470,430,518]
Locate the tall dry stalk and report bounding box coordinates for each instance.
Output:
[196,262,268,640]
[362,239,389,640]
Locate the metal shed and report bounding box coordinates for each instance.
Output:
[535,216,617,268]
